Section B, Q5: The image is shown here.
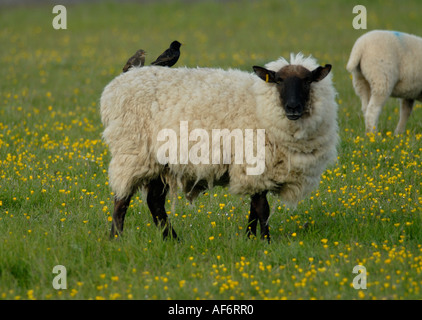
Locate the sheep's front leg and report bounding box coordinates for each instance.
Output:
[395,98,414,135]
[247,191,270,243]
[110,195,133,239]
[147,178,178,240]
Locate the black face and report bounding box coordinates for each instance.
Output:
[276,76,312,120]
[253,64,332,121]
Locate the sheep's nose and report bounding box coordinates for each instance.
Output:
[286,103,299,112]
[286,102,303,114]
[285,102,303,120]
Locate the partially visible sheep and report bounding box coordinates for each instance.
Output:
[347,30,422,134]
[100,53,338,242]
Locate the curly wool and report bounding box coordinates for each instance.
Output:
[100,53,338,204]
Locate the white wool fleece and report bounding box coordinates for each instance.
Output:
[347,30,422,99]
[100,53,338,204]
[347,30,422,133]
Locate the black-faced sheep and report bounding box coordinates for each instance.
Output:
[100,53,338,242]
[347,30,422,134]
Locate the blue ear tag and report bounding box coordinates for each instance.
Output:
[265,74,269,83]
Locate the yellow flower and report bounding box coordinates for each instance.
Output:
[27,290,35,300]
[70,289,78,297]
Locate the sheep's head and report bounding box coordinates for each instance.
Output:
[253,64,331,120]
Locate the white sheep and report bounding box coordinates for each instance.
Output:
[347,30,422,134]
[100,53,338,242]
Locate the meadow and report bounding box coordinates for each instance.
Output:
[0,0,421,301]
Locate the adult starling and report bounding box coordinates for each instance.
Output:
[122,49,146,73]
[151,41,181,67]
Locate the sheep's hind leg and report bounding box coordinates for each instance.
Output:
[395,99,414,135]
[352,71,371,115]
[247,191,270,243]
[147,178,178,240]
[365,93,390,133]
[110,195,133,239]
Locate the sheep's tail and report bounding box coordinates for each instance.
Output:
[346,43,363,73]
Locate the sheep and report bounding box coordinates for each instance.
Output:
[347,30,422,134]
[100,53,338,242]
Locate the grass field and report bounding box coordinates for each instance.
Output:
[0,0,421,300]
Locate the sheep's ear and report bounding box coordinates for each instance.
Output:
[253,66,277,83]
[311,64,332,82]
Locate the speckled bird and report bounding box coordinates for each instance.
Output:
[122,49,146,73]
[151,41,181,67]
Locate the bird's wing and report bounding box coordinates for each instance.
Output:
[151,56,173,65]
[151,49,172,64]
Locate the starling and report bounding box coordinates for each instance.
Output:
[151,41,181,67]
[122,49,146,73]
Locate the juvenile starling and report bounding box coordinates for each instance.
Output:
[151,41,181,67]
[122,49,146,73]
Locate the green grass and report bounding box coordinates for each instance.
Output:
[0,0,421,300]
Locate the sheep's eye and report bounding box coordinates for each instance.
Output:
[304,76,312,84]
